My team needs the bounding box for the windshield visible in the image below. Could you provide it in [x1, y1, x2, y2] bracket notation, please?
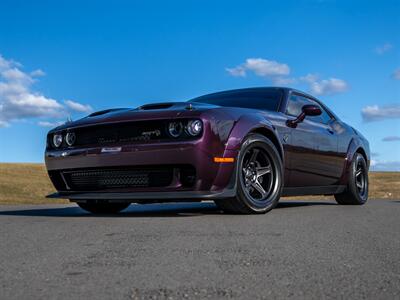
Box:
[189, 88, 283, 111]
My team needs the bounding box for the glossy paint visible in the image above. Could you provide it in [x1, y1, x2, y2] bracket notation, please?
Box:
[45, 87, 370, 199]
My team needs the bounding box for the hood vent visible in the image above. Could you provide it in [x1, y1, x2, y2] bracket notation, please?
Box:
[88, 108, 126, 117]
[139, 103, 175, 110]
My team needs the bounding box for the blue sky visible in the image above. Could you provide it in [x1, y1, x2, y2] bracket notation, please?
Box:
[0, 0, 399, 170]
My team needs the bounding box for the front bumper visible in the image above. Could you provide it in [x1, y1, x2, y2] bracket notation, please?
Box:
[45, 138, 239, 201]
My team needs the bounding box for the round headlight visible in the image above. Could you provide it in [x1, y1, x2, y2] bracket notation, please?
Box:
[53, 134, 63, 148]
[187, 120, 203, 136]
[66, 132, 76, 146]
[168, 121, 183, 138]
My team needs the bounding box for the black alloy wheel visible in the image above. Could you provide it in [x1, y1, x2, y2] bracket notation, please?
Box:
[335, 153, 369, 205]
[215, 134, 283, 214]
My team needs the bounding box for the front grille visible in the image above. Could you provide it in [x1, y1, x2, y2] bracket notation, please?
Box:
[47, 119, 200, 149]
[74, 120, 169, 147]
[61, 167, 174, 191]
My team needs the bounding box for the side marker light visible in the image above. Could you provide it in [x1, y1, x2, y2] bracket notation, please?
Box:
[214, 157, 235, 163]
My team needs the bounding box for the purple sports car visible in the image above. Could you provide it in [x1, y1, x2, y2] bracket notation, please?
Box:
[45, 87, 370, 214]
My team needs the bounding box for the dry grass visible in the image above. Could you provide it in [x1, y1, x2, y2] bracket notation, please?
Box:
[0, 163, 399, 205]
[368, 172, 400, 199]
[0, 163, 67, 205]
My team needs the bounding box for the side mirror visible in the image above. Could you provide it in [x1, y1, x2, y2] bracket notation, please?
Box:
[302, 104, 322, 116]
[286, 104, 322, 128]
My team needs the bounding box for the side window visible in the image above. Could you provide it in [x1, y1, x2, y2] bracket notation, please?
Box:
[286, 95, 308, 116]
[286, 94, 332, 124]
[313, 106, 332, 124]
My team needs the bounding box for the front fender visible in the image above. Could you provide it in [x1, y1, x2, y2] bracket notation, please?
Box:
[225, 114, 282, 153]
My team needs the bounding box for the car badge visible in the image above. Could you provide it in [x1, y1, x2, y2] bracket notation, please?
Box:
[141, 130, 161, 137]
[283, 134, 289, 143]
[101, 147, 122, 153]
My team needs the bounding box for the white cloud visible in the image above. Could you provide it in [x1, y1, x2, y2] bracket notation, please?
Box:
[382, 136, 400, 142]
[361, 104, 400, 122]
[244, 58, 290, 77]
[272, 77, 297, 85]
[0, 54, 92, 127]
[226, 58, 348, 95]
[370, 160, 400, 172]
[1, 68, 33, 83]
[300, 74, 348, 96]
[38, 120, 66, 128]
[226, 66, 246, 77]
[30, 69, 45, 77]
[300, 73, 319, 83]
[226, 58, 290, 81]
[392, 69, 400, 80]
[370, 159, 377, 167]
[1, 93, 63, 122]
[375, 43, 393, 55]
[64, 100, 92, 113]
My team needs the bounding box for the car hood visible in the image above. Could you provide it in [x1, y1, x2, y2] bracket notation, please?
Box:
[51, 102, 220, 131]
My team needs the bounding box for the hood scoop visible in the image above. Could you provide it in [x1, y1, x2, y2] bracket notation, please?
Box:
[138, 102, 198, 111]
[88, 108, 127, 117]
[139, 103, 175, 110]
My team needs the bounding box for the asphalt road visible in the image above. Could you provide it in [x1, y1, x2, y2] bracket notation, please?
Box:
[0, 199, 399, 300]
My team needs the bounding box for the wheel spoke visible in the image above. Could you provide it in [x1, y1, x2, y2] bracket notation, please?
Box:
[251, 180, 266, 198]
[249, 148, 259, 164]
[355, 169, 362, 177]
[241, 146, 275, 202]
[356, 181, 363, 189]
[256, 165, 271, 178]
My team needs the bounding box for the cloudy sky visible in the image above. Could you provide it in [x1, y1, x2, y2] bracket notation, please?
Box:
[0, 0, 399, 170]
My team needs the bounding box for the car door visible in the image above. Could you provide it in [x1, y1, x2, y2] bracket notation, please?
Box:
[285, 93, 343, 187]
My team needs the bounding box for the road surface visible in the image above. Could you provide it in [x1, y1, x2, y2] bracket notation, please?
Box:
[0, 199, 399, 299]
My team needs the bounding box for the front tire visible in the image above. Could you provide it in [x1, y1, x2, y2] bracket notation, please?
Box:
[215, 134, 283, 214]
[335, 153, 368, 205]
[77, 201, 130, 214]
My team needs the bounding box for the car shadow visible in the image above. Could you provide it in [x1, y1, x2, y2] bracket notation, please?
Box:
[0, 201, 337, 218]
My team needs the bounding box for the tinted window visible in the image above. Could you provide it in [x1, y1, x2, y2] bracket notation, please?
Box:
[189, 89, 283, 111]
[286, 94, 332, 124]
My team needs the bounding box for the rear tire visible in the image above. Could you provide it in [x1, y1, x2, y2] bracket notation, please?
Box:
[215, 134, 283, 214]
[77, 202, 130, 214]
[335, 153, 368, 205]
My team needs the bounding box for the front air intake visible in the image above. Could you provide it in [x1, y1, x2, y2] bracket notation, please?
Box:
[61, 167, 174, 191]
[48, 165, 196, 192]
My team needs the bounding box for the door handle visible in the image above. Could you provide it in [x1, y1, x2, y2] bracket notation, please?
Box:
[327, 128, 334, 135]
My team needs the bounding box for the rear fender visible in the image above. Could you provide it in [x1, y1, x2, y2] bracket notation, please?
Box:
[339, 137, 370, 185]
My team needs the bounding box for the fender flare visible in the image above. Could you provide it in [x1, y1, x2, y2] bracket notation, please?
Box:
[225, 114, 284, 161]
[339, 137, 370, 185]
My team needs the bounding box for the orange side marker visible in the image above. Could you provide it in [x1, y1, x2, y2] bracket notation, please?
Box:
[214, 157, 235, 163]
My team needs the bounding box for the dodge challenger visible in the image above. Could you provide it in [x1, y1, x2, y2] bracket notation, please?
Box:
[45, 87, 370, 214]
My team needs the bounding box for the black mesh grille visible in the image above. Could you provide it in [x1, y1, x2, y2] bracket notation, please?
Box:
[74, 120, 169, 147]
[47, 119, 201, 149]
[62, 167, 174, 191]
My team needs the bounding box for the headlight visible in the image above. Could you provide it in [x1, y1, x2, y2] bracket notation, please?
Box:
[66, 132, 76, 146]
[186, 120, 203, 136]
[52, 134, 63, 148]
[168, 121, 184, 138]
